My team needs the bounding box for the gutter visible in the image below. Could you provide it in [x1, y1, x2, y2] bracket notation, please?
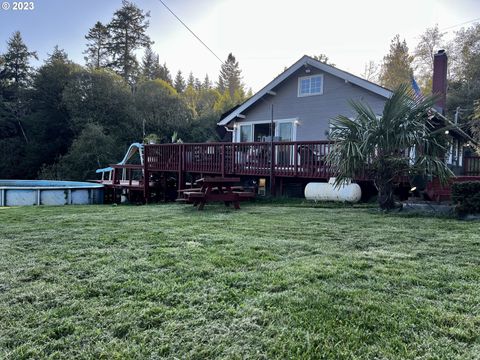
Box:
[434, 110, 477, 144]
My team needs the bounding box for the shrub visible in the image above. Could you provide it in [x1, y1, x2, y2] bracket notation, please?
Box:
[451, 181, 480, 215]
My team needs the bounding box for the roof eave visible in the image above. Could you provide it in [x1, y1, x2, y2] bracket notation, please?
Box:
[217, 55, 393, 126]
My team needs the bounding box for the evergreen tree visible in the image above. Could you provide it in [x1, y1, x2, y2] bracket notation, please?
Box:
[19, 49, 81, 178]
[84, 21, 110, 69]
[0, 56, 5, 91]
[0, 31, 37, 144]
[217, 53, 244, 98]
[379, 35, 414, 89]
[158, 62, 172, 85]
[107, 0, 152, 84]
[142, 45, 162, 81]
[187, 71, 195, 87]
[202, 74, 212, 89]
[174, 70, 185, 93]
[46, 46, 70, 64]
[217, 74, 225, 94]
[1, 31, 37, 88]
[194, 77, 202, 91]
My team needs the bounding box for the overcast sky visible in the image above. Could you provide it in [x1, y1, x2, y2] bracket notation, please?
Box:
[1, 0, 479, 92]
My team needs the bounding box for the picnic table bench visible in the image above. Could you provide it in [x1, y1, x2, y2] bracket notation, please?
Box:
[177, 177, 255, 210]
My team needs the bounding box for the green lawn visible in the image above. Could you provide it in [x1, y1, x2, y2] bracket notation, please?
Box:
[1, 203, 479, 359]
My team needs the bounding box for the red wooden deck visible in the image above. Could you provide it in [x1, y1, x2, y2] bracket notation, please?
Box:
[144, 141, 336, 179]
[99, 140, 480, 202]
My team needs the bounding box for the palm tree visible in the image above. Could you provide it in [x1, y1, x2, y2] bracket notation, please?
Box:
[327, 84, 452, 210]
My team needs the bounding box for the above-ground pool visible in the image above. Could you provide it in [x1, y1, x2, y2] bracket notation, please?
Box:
[0, 180, 104, 206]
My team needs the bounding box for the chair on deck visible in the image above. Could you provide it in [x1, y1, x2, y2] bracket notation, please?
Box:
[297, 144, 328, 175]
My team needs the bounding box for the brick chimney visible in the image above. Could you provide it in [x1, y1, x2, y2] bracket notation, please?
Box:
[432, 50, 447, 114]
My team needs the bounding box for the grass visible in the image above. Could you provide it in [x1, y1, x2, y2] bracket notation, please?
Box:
[0, 202, 479, 359]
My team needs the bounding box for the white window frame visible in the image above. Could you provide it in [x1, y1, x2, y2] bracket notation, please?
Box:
[234, 118, 298, 143]
[298, 74, 324, 97]
[446, 139, 462, 166]
[238, 123, 253, 142]
[459, 142, 463, 167]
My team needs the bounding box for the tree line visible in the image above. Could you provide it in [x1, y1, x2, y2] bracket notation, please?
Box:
[363, 23, 480, 128]
[1, 0, 479, 181]
[0, 1, 249, 180]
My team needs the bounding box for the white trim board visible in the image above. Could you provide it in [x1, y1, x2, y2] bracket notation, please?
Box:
[218, 55, 393, 127]
[234, 118, 298, 143]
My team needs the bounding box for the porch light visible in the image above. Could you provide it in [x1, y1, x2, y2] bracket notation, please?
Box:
[294, 120, 300, 126]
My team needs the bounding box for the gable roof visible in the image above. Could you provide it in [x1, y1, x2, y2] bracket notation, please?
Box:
[218, 55, 393, 126]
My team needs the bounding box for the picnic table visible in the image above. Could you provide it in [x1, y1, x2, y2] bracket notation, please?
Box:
[178, 177, 255, 210]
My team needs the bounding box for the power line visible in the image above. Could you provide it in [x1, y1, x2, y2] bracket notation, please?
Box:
[157, 0, 224, 65]
[439, 17, 480, 32]
[409, 16, 480, 41]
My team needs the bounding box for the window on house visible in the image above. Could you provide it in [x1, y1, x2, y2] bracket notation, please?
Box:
[254, 123, 273, 142]
[239, 124, 252, 142]
[298, 74, 323, 97]
[278, 122, 293, 141]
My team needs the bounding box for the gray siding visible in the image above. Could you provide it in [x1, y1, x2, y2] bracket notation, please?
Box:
[235, 67, 387, 141]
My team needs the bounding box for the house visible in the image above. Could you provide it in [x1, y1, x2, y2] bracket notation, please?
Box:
[218, 55, 392, 143]
[98, 54, 480, 202]
[218, 53, 473, 174]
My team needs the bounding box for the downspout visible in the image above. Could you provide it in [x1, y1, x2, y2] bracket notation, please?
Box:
[224, 125, 235, 142]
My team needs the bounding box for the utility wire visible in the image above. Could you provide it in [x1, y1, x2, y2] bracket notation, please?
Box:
[439, 17, 480, 32]
[410, 16, 480, 40]
[157, 0, 224, 65]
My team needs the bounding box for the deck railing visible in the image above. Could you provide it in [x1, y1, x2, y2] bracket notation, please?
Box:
[145, 141, 336, 178]
[143, 142, 480, 179]
[464, 156, 480, 176]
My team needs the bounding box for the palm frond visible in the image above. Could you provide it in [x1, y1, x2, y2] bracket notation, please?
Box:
[328, 84, 452, 191]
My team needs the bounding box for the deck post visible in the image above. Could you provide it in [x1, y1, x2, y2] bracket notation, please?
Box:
[294, 142, 298, 176]
[178, 144, 185, 191]
[221, 144, 225, 177]
[143, 146, 150, 203]
[231, 144, 236, 174]
[270, 142, 276, 196]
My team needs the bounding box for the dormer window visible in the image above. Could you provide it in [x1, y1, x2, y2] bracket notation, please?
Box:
[298, 74, 323, 97]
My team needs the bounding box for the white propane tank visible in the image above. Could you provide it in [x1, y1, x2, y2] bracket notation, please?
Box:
[304, 178, 362, 203]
